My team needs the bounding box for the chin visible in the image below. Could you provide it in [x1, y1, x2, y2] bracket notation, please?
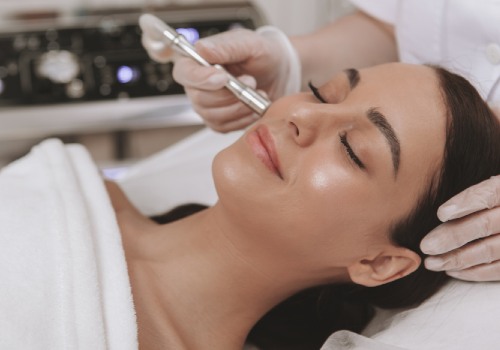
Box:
[212, 141, 270, 214]
[213, 142, 250, 199]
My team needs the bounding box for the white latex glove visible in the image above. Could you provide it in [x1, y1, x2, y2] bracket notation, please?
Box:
[141, 33, 178, 64]
[420, 175, 500, 281]
[143, 26, 301, 133]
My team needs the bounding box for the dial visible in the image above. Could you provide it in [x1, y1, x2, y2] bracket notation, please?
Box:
[37, 50, 80, 84]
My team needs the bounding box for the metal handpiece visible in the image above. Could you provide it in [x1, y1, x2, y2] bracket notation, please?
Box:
[139, 14, 271, 116]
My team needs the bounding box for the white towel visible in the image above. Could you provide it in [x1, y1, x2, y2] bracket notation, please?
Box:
[320, 280, 500, 350]
[0, 139, 137, 350]
[118, 127, 242, 216]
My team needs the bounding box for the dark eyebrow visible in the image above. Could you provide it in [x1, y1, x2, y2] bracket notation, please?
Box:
[367, 108, 401, 176]
[343, 69, 400, 176]
[345, 68, 360, 89]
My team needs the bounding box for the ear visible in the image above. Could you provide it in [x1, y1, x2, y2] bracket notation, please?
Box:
[347, 247, 421, 287]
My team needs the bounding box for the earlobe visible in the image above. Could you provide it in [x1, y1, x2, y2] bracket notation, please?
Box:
[347, 247, 421, 287]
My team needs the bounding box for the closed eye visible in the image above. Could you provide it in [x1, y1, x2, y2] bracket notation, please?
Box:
[309, 82, 365, 170]
[340, 132, 365, 169]
[308, 81, 327, 103]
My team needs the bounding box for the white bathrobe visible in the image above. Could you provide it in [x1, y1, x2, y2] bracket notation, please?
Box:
[0, 139, 137, 350]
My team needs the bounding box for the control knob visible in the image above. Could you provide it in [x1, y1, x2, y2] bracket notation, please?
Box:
[36, 50, 80, 84]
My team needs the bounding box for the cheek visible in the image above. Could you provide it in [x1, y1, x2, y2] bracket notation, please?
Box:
[294, 160, 390, 250]
[297, 167, 357, 228]
[212, 148, 240, 189]
[301, 171, 359, 236]
[309, 168, 334, 190]
[306, 162, 365, 197]
[298, 158, 356, 212]
[292, 162, 359, 234]
[212, 142, 250, 199]
[212, 139, 276, 211]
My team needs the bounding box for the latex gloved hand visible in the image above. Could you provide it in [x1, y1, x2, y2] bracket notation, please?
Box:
[420, 175, 500, 281]
[143, 26, 301, 132]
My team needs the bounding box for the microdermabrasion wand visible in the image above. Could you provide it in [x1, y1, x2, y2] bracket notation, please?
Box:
[139, 14, 271, 116]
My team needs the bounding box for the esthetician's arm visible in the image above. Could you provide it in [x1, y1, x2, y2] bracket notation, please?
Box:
[291, 11, 397, 91]
[161, 11, 397, 132]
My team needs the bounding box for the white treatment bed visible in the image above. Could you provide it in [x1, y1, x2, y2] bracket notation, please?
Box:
[1, 129, 497, 350]
[117, 127, 500, 350]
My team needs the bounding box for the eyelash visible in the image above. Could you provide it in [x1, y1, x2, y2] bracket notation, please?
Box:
[340, 133, 365, 169]
[308, 81, 327, 103]
[308, 81, 365, 170]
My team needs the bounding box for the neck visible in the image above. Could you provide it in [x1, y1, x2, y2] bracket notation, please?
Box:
[121, 204, 347, 350]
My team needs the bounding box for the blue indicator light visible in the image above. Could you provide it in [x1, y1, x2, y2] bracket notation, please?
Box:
[117, 65, 140, 84]
[176, 28, 200, 44]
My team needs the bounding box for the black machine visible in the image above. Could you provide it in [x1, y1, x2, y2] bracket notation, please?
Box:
[0, 2, 265, 107]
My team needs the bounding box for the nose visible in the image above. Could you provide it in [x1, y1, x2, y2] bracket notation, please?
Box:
[283, 95, 346, 147]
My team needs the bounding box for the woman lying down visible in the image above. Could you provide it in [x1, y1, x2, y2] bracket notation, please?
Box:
[1, 63, 499, 350]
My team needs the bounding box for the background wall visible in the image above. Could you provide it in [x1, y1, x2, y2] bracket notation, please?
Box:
[0, 0, 355, 166]
[0, 0, 354, 35]
[254, 0, 353, 35]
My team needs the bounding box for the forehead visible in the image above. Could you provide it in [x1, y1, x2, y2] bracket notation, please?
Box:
[324, 64, 441, 101]
[367, 64, 446, 182]
[357, 63, 446, 133]
[359, 63, 440, 98]
[355, 63, 446, 135]
[334, 63, 447, 183]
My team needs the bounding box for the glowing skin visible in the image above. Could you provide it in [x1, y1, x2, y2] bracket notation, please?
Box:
[110, 63, 447, 350]
[212, 63, 446, 273]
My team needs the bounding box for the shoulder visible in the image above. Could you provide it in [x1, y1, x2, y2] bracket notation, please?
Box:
[105, 180, 150, 221]
[104, 180, 159, 240]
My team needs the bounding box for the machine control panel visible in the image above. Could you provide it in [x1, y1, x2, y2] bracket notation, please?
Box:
[0, 5, 261, 107]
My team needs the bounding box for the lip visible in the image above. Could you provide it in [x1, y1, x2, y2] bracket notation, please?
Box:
[246, 125, 283, 179]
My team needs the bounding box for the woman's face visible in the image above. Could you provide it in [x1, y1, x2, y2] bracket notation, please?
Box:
[212, 63, 447, 274]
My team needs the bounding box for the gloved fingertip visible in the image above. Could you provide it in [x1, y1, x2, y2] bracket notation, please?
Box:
[257, 89, 269, 100]
[196, 39, 219, 60]
[420, 237, 438, 254]
[196, 38, 216, 51]
[238, 75, 257, 89]
[206, 72, 228, 88]
[424, 257, 445, 271]
[437, 204, 459, 221]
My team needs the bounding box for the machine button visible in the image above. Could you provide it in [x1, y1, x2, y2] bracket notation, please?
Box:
[45, 29, 58, 41]
[66, 79, 85, 99]
[156, 78, 171, 92]
[94, 56, 107, 68]
[486, 43, 500, 65]
[13, 35, 26, 51]
[99, 84, 111, 96]
[27, 36, 41, 50]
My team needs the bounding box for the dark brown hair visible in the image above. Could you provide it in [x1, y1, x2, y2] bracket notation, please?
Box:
[153, 66, 500, 350]
[247, 66, 500, 350]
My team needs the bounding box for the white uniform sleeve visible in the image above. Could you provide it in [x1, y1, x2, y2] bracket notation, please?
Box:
[349, 0, 399, 25]
[351, 0, 500, 106]
[394, 0, 500, 105]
